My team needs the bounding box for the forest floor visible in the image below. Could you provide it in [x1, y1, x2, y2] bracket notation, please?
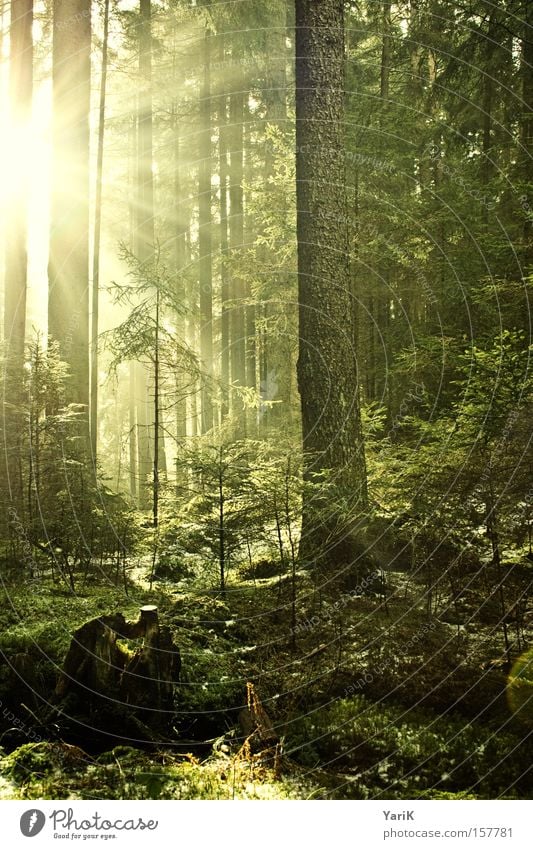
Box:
[0, 558, 532, 799]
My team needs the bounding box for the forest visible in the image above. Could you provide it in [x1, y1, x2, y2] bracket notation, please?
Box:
[0, 0, 532, 801]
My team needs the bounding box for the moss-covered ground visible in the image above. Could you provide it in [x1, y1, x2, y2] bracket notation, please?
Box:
[1, 561, 532, 799]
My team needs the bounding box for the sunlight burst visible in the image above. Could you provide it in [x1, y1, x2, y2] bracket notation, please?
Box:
[0, 81, 51, 327]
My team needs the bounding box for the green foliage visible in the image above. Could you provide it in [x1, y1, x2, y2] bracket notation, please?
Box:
[286, 695, 533, 799]
[367, 331, 533, 555]
[1, 0, 532, 804]
[0, 742, 325, 800]
[0, 340, 137, 590]
[104, 247, 197, 376]
[161, 431, 303, 589]
[1, 743, 90, 785]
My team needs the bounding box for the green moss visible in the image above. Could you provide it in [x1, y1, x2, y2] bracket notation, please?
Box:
[415, 790, 477, 800]
[0, 743, 327, 800]
[1, 575, 531, 800]
[1, 742, 89, 784]
[285, 695, 533, 799]
[2, 743, 54, 783]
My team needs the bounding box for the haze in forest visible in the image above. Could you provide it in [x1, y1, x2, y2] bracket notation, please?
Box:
[0, 0, 532, 803]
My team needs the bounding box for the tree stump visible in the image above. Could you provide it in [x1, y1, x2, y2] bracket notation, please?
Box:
[120, 610, 181, 728]
[55, 613, 129, 700]
[54, 607, 181, 736]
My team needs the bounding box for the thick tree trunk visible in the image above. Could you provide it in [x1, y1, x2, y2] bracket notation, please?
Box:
[48, 0, 91, 412]
[4, 0, 32, 369]
[2, 0, 33, 512]
[295, 0, 367, 566]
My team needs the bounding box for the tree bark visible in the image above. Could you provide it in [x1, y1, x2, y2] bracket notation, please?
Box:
[129, 361, 137, 501]
[480, 11, 497, 228]
[243, 112, 256, 433]
[136, 0, 155, 508]
[153, 288, 160, 527]
[229, 81, 247, 425]
[136, 363, 152, 509]
[48, 0, 91, 411]
[520, 0, 533, 243]
[259, 6, 288, 430]
[55, 606, 181, 733]
[295, 0, 367, 566]
[128, 116, 138, 502]
[2, 0, 33, 512]
[90, 0, 110, 463]
[4, 0, 32, 369]
[137, 0, 154, 264]
[171, 119, 188, 466]
[380, 0, 391, 101]
[199, 27, 214, 432]
[218, 60, 231, 418]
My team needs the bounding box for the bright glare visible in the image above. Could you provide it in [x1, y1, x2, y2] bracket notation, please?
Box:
[0, 81, 51, 331]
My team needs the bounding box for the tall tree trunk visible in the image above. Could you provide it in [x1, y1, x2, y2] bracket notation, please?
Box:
[199, 26, 213, 433]
[128, 115, 138, 502]
[243, 111, 256, 433]
[295, 0, 367, 566]
[137, 0, 154, 264]
[48, 0, 91, 412]
[229, 81, 246, 426]
[136, 364, 152, 509]
[136, 0, 155, 508]
[172, 110, 188, 463]
[380, 0, 391, 101]
[4, 0, 33, 369]
[186, 226, 200, 438]
[153, 288, 160, 527]
[218, 54, 231, 418]
[259, 5, 288, 429]
[90, 0, 110, 463]
[218, 450, 225, 592]
[2, 0, 33, 511]
[129, 362, 137, 501]
[373, 0, 392, 408]
[520, 0, 533, 243]
[481, 11, 497, 228]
